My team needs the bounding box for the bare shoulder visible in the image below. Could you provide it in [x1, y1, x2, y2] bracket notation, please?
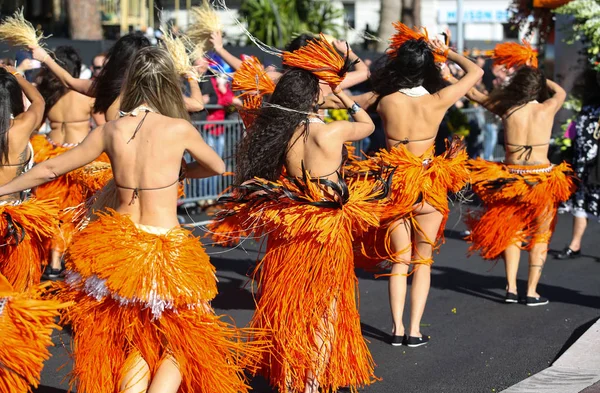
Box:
[168, 117, 197, 136]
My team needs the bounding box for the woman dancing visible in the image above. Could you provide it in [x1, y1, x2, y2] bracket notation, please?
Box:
[459, 48, 574, 305]
[212, 36, 381, 392]
[32, 45, 96, 279]
[0, 65, 59, 291]
[0, 46, 256, 393]
[327, 24, 481, 347]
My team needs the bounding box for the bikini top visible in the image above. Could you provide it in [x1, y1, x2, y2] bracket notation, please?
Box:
[503, 101, 549, 161]
[114, 106, 184, 205]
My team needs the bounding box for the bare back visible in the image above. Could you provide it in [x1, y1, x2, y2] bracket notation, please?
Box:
[0, 119, 34, 201]
[103, 112, 190, 228]
[286, 119, 345, 183]
[378, 93, 446, 157]
[47, 90, 95, 145]
[502, 102, 553, 165]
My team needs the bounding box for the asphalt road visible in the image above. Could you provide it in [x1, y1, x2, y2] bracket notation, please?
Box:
[35, 207, 600, 393]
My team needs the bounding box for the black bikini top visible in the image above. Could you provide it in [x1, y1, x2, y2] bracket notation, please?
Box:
[503, 101, 549, 161]
[114, 106, 184, 205]
[390, 135, 436, 147]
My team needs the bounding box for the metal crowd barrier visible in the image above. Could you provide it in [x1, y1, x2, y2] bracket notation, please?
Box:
[181, 118, 368, 204]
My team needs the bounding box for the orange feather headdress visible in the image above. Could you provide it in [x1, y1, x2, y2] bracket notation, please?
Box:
[492, 39, 538, 69]
[282, 33, 357, 88]
[388, 22, 448, 63]
[232, 56, 276, 97]
[239, 94, 263, 129]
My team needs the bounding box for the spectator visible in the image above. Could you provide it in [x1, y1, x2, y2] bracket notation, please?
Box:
[91, 53, 107, 80]
[189, 57, 218, 122]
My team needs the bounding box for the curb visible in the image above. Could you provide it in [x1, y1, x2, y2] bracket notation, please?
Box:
[503, 318, 600, 393]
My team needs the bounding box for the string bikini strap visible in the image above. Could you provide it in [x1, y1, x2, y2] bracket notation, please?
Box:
[118, 178, 181, 206]
[392, 135, 435, 147]
[505, 142, 549, 161]
[127, 110, 150, 144]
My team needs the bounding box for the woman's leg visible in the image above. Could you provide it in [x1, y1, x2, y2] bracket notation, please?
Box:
[409, 204, 443, 337]
[504, 243, 521, 294]
[388, 219, 412, 336]
[568, 215, 587, 252]
[119, 352, 150, 393]
[527, 243, 548, 298]
[147, 355, 182, 393]
[304, 299, 337, 393]
[50, 249, 62, 270]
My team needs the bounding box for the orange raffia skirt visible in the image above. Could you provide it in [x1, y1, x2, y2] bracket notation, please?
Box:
[0, 273, 70, 393]
[349, 136, 470, 268]
[55, 209, 259, 393]
[466, 159, 576, 260]
[211, 172, 387, 392]
[0, 198, 59, 291]
[31, 134, 110, 252]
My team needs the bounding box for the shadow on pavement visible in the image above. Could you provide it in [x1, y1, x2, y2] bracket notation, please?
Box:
[361, 322, 392, 344]
[551, 317, 600, 364]
[33, 387, 68, 393]
[432, 266, 600, 308]
[210, 257, 257, 310]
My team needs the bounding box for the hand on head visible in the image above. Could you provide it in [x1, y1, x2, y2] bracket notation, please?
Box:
[332, 39, 351, 54]
[429, 37, 449, 56]
[1, 64, 19, 75]
[210, 31, 224, 51]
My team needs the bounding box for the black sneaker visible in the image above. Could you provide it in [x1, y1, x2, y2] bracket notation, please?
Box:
[42, 267, 64, 280]
[391, 335, 406, 347]
[405, 335, 429, 347]
[555, 247, 581, 260]
[526, 296, 549, 307]
[505, 292, 519, 303]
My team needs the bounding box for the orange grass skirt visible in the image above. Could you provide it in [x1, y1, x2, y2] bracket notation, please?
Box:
[0, 199, 59, 291]
[56, 210, 261, 393]
[466, 160, 576, 260]
[0, 274, 70, 393]
[350, 137, 470, 268]
[211, 173, 386, 392]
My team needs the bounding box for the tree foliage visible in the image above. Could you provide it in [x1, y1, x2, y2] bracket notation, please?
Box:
[239, 0, 344, 48]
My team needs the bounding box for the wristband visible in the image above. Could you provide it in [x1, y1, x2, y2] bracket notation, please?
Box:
[348, 102, 361, 115]
[10, 71, 23, 77]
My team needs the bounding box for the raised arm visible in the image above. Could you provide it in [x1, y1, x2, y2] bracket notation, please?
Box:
[433, 40, 484, 109]
[543, 79, 567, 114]
[332, 40, 370, 90]
[184, 75, 205, 112]
[183, 123, 226, 178]
[322, 91, 379, 111]
[0, 126, 106, 196]
[326, 86, 375, 142]
[3, 66, 45, 132]
[30, 46, 93, 96]
[441, 64, 490, 108]
[210, 31, 243, 71]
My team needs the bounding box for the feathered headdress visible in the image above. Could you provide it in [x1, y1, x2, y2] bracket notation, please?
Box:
[232, 56, 276, 97]
[282, 33, 357, 88]
[187, 0, 222, 53]
[239, 94, 263, 129]
[0, 8, 47, 48]
[388, 22, 448, 63]
[493, 39, 538, 69]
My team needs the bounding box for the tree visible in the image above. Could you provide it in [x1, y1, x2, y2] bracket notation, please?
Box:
[377, 0, 401, 52]
[67, 0, 103, 40]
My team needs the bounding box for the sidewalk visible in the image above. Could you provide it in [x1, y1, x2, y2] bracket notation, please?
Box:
[503, 318, 600, 393]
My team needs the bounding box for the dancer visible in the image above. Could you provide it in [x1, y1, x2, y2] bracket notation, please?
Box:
[32, 45, 97, 279]
[0, 46, 257, 393]
[0, 272, 70, 393]
[0, 65, 59, 291]
[555, 69, 600, 259]
[211, 36, 382, 392]
[326, 24, 480, 347]
[459, 44, 574, 305]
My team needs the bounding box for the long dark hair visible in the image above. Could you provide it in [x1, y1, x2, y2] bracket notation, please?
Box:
[370, 39, 446, 105]
[91, 34, 151, 113]
[0, 69, 25, 163]
[37, 46, 82, 118]
[486, 66, 551, 116]
[235, 68, 320, 184]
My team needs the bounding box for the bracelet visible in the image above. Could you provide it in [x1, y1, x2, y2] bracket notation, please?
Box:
[41, 54, 49, 63]
[347, 102, 361, 115]
[10, 70, 23, 77]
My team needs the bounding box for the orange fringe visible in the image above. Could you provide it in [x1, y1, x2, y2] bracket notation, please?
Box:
[232, 56, 276, 97]
[282, 33, 350, 88]
[211, 172, 385, 392]
[388, 22, 448, 63]
[0, 198, 60, 291]
[0, 274, 71, 393]
[55, 210, 263, 393]
[239, 94, 263, 129]
[349, 137, 469, 269]
[493, 39, 538, 69]
[466, 159, 576, 260]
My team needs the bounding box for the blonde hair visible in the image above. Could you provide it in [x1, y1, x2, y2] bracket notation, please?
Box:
[120, 46, 190, 121]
